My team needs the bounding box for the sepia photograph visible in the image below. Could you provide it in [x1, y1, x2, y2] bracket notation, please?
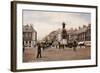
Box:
[22, 10, 91, 62]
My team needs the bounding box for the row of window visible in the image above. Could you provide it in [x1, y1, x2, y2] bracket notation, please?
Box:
[23, 32, 32, 38]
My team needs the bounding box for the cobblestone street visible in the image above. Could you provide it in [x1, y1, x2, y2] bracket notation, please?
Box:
[23, 47, 91, 62]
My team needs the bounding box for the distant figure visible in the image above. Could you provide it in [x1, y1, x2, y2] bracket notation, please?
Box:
[58, 41, 60, 49]
[73, 40, 77, 51]
[36, 43, 42, 58]
[23, 41, 25, 53]
[23, 47, 25, 53]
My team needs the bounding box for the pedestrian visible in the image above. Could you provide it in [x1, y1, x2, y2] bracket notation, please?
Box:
[73, 40, 77, 51]
[36, 43, 42, 58]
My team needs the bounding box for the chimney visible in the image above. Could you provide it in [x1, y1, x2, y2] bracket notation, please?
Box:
[83, 25, 86, 28]
[79, 26, 81, 29]
[88, 24, 91, 27]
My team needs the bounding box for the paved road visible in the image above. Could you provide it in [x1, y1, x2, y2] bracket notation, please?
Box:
[23, 47, 91, 62]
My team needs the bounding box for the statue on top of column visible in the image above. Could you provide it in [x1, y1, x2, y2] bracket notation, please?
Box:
[61, 22, 67, 39]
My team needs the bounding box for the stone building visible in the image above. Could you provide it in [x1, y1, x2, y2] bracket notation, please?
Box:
[42, 30, 58, 43]
[77, 24, 91, 42]
[67, 24, 91, 42]
[57, 24, 91, 44]
[23, 24, 37, 48]
[42, 23, 91, 47]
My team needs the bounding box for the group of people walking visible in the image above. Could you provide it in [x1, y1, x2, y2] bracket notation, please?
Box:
[36, 40, 78, 58]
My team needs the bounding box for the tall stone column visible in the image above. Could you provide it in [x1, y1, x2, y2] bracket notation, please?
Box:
[61, 22, 67, 48]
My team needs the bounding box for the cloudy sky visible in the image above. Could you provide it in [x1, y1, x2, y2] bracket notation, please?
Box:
[23, 10, 91, 40]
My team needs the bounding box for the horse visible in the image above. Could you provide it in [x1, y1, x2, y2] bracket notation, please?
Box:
[78, 41, 85, 48]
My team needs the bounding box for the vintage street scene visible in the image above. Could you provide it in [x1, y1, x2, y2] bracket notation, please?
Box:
[22, 10, 91, 62]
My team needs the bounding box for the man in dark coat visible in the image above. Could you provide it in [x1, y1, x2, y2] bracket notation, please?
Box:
[36, 43, 42, 58]
[73, 40, 77, 51]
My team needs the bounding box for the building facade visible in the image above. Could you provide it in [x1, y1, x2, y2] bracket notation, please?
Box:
[56, 24, 91, 44]
[41, 23, 91, 47]
[23, 24, 37, 48]
[67, 24, 91, 44]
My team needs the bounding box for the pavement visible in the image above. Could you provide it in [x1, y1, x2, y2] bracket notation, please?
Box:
[23, 46, 91, 62]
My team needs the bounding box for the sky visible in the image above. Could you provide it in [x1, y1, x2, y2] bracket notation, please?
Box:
[23, 10, 91, 40]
